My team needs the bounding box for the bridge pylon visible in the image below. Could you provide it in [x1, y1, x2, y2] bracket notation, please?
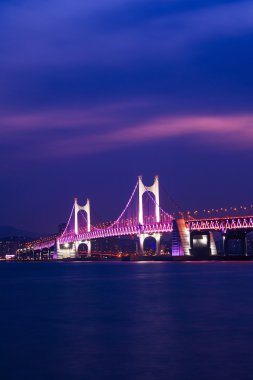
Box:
[138, 175, 161, 255]
[74, 197, 91, 235]
[56, 197, 92, 259]
[74, 197, 91, 256]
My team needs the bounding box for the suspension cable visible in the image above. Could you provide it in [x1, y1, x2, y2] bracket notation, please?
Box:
[60, 204, 74, 237]
[92, 181, 138, 230]
[159, 182, 188, 218]
[144, 185, 174, 220]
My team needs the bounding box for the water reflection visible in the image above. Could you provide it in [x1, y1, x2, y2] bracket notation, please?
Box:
[0, 262, 253, 380]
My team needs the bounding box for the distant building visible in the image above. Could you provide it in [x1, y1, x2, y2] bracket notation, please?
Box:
[0, 236, 31, 258]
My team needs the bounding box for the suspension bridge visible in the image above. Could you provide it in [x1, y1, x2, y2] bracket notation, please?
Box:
[57, 175, 172, 258]
[19, 175, 253, 259]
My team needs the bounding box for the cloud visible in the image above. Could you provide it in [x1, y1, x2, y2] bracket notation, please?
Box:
[0, 99, 153, 134]
[1, 103, 251, 159]
[45, 113, 253, 156]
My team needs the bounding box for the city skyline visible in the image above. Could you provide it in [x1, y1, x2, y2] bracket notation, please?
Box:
[1, 0, 253, 232]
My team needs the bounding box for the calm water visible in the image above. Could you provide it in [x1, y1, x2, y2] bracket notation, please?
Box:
[1, 261, 253, 380]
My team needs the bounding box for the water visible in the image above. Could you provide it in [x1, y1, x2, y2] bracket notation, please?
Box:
[1, 261, 253, 380]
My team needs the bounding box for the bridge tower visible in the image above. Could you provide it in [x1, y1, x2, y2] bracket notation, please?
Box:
[138, 175, 161, 255]
[74, 197, 91, 256]
[56, 197, 91, 259]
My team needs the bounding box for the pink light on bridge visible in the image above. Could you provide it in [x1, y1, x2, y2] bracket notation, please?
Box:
[188, 216, 253, 232]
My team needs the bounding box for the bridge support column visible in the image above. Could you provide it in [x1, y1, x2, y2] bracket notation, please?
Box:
[139, 233, 161, 255]
[222, 235, 226, 256]
[189, 231, 216, 257]
[53, 241, 59, 260]
[154, 233, 161, 255]
[139, 234, 145, 255]
[86, 240, 91, 257]
[172, 219, 190, 256]
[76, 240, 91, 257]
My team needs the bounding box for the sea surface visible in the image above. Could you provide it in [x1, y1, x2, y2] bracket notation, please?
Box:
[1, 261, 253, 380]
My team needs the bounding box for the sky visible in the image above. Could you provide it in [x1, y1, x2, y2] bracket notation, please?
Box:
[0, 0, 253, 233]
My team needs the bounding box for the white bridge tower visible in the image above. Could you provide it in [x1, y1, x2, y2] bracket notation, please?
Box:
[138, 175, 161, 255]
[74, 197, 91, 256]
[56, 197, 91, 259]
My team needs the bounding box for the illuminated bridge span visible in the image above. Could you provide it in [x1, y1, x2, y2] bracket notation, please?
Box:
[188, 216, 253, 232]
[59, 223, 172, 243]
[185, 216, 253, 256]
[52, 175, 172, 258]
[25, 176, 253, 259]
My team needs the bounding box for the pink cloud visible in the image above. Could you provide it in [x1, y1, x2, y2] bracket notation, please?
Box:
[45, 114, 253, 157]
[0, 99, 151, 132]
[1, 103, 253, 159]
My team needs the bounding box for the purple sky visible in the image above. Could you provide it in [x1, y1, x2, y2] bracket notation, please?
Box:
[1, 0, 253, 233]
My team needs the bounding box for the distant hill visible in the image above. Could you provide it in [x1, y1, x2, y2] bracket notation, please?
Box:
[0, 226, 40, 239]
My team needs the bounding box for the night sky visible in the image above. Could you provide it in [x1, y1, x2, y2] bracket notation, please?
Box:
[1, 0, 253, 233]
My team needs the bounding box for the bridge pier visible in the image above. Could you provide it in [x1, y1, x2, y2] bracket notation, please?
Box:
[86, 240, 91, 257]
[139, 233, 161, 255]
[76, 240, 91, 257]
[190, 231, 210, 256]
[189, 231, 217, 257]
[172, 219, 190, 256]
[172, 219, 218, 257]
[53, 241, 59, 260]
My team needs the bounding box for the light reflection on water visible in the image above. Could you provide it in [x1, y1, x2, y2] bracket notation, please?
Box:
[0, 261, 253, 380]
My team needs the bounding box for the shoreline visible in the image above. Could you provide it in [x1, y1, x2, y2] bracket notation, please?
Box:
[3, 255, 253, 262]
